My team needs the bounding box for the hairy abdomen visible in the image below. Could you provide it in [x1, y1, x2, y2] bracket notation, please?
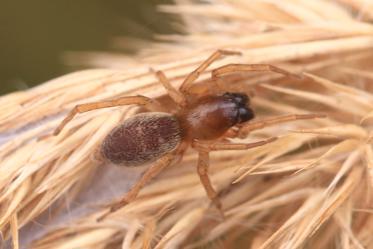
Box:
[101, 112, 182, 166]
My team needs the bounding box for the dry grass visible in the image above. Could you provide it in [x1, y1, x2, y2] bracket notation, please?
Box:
[1, 0, 373, 248]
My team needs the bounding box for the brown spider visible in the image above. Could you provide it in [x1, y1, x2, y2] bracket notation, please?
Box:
[53, 50, 324, 219]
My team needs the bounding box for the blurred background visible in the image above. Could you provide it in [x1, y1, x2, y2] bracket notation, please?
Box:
[0, 0, 178, 94]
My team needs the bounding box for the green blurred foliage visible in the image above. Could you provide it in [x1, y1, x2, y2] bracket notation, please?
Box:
[0, 0, 177, 94]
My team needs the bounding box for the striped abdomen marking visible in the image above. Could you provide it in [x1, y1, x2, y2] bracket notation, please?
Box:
[101, 112, 182, 166]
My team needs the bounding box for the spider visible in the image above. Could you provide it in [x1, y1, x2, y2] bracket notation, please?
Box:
[53, 50, 324, 218]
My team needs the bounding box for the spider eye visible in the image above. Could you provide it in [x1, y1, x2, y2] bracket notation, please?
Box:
[233, 93, 248, 105]
[223, 92, 249, 106]
[238, 107, 254, 123]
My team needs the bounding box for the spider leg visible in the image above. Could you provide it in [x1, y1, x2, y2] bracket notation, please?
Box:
[53, 95, 164, 135]
[192, 136, 277, 218]
[194, 137, 277, 151]
[212, 63, 302, 80]
[98, 153, 175, 221]
[196, 150, 224, 218]
[154, 70, 187, 107]
[179, 50, 241, 95]
[231, 113, 326, 139]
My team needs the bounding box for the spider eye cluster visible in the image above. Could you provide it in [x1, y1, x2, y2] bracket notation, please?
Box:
[223, 92, 249, 105]
[223, 92, 255, 123]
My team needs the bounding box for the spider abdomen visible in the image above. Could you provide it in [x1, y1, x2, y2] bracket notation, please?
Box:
[101, 112, 182, 166]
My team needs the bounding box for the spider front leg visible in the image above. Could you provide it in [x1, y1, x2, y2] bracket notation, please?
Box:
[53, 95, 164, 135]
[180, 49, 241, 95]
[231, 113, 326, 139]
[212, 63, 303, 80]
[192, 137, 277, 218]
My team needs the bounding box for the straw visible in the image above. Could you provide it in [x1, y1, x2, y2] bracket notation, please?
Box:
[1, 0, 373, 248]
